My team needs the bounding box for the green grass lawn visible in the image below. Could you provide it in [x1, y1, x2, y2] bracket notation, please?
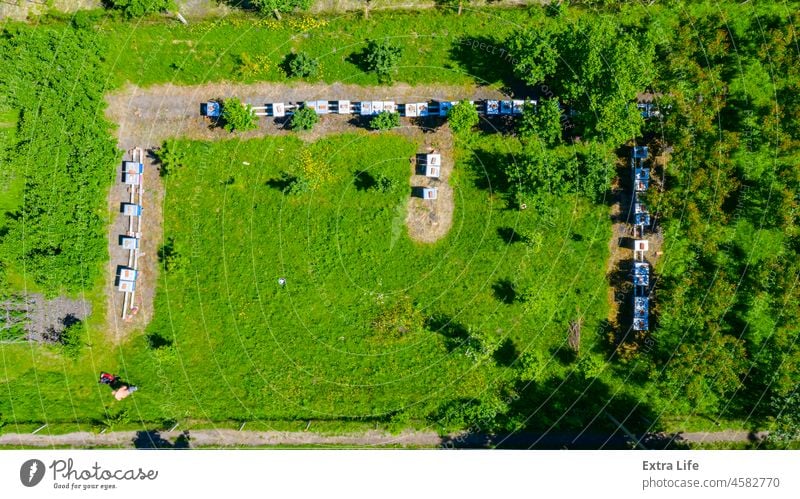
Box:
[0, 131, 613, 432]
[100, 9, 532, 87]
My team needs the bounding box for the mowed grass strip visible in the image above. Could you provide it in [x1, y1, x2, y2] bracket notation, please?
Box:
[101, 9, 531, 87]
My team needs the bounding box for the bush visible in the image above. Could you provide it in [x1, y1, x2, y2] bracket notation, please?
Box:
[104, 0, 173, 18]
[284, 52, 318, 78]
[370, 111, 400, 131]
[373, 173, 396, 192]
[290, 106, 319, 131]
[364, 39, 402, 82]
[251, 0, 311, 16]
[221, 97, 257, 132]
[60, 322, 85, 360]
[156, 139, 185, 176]
[447, 99, 479, 134]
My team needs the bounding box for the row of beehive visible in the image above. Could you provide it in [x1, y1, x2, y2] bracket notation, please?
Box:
[202, 99, 534, 119]
[118, 160, 143, 294]
[631, 146, 651, 332]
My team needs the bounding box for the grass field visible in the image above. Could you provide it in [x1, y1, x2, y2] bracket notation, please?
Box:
[100, 9, 531, 87]
[0, 130, 614, 432]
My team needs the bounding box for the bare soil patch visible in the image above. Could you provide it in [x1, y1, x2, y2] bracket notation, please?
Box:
[22, 294, 92, 343]
[405, 126, 455, 243]
[0, 0, 99, 21]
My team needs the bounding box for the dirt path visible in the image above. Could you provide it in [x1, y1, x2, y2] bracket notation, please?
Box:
[405, 126, 455, 243]
[105, 150, 163, 343]
[102, 81, 502, 339]
[105, 82, 505, 149]
[673, 430, 769, 444]
[0, 428, 769, 449]
[0, 429, 443, 448]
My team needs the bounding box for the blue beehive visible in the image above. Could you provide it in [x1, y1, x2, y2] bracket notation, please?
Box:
[635, 212, 651, 226]
[633, 262, 650, 287]
[202, 101, 221, 117]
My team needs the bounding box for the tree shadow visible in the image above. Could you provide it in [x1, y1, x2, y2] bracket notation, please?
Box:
[492, 279, 517, 304]
[426, 314, 470, 352]
[496, 227, 523, 244]
[448, 35, 520, 90]
[467, 148, 512, 194]
[347, 116, 372, 129]
[265, 172, 298, 192]
[345, 48, 369, 73]
[410, 116, 446, 131]
[133, 430, 191, 449]
[146, 333, 173, 349]
[60, 313, 80, 329]
[434, 375, 662, 449]
[493, 337, 519, 367]
[157, 237, 179, 272]
[354, 170, 377, 191]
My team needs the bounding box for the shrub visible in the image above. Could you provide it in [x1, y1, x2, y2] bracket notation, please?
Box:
[105, 0, 174, 18]
[221, 97, 257, 132]
[156, 139, 185, 176]
[447, 99, 479, 134]
[290, 106, 319, 131]
[374, 173, 396, 192]
[370, 111, 400, 131]
[364, 39, 402, 82]
[60, 322, 85, 360]
[284, 52, 318, 78]
[251, 0, 311, 17]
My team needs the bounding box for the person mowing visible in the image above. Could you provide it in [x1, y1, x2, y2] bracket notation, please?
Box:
[98, 372, 138, 400]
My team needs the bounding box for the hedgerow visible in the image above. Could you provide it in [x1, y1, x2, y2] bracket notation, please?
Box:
[0, 25, 118, 294]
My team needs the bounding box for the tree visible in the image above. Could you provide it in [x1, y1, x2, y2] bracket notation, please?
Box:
[508, 16, 654, 145]
[364, 39, 402, 83]
[662, 333, 747, 414]
[506, 27, 560, 86]
[447, 99, 479, 134]
[105, 0, 174, 18]
[767, 391, 800, 447]
[284, 52, 318, 78]
[576, 143, 613, 202]
[506, 143, 575, 201]
[370, 111, 400, 130]
[519, 99, 562, 145]
[221, 98, 257, 132]
[250, 0, 311, 19]
[290, 106, 319, 131]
